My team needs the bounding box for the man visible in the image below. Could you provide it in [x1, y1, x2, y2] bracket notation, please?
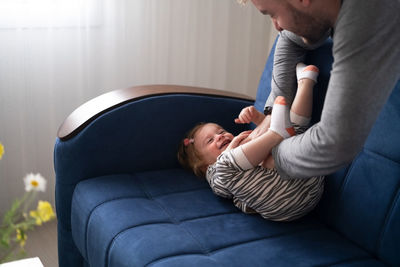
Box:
[245, 0, 400, 178]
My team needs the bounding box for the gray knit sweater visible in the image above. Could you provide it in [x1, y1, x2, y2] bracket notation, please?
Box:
[267, 0, 400, 179]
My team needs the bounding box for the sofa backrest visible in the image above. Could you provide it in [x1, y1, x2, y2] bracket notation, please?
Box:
[254, 36, 400, 266]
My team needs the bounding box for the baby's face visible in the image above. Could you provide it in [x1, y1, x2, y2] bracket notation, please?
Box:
[194, 123, 234, 166]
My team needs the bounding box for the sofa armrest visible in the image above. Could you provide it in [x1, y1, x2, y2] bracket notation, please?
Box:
[55, 84, 254, 187]
[58, 84, 254, 141]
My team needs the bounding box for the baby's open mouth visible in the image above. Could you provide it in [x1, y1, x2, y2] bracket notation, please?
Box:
[220, 140, 231, 149]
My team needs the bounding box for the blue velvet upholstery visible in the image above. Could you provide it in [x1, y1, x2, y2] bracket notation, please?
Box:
[55, 36, 400, 266]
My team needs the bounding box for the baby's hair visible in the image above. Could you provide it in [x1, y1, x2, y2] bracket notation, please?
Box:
[177, 122, 208, 177]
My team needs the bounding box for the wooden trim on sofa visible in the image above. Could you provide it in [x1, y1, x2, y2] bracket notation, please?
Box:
[57, 84, 255, 141]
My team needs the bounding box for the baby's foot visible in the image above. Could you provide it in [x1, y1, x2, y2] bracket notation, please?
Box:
[296, 63, 319, 83]
[269, 96, 295, 139]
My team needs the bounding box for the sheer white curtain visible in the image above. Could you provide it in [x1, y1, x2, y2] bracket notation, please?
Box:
[0, 0, 277, 214]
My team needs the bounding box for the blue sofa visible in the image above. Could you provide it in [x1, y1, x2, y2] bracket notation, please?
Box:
[54, 38, 400, 267]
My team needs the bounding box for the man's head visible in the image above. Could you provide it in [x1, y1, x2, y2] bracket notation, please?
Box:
[242, 0, 340, 45]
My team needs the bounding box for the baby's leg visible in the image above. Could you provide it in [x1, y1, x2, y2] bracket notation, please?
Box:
[260, 64, 318, 169]
[290, 63, 319, 126]
[269, 96, 295, 138]
[242, 97, 293, 167]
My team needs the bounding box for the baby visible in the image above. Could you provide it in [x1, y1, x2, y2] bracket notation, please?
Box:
[177, 63, 324, 221]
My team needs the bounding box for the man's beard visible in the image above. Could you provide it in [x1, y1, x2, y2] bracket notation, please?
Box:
[289, 5, 332, 45]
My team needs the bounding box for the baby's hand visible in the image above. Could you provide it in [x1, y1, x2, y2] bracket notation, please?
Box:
[234, 106, 265, 125]
[226, 130, 252, 151]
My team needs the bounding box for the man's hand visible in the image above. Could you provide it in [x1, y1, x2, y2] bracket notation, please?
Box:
[248, 115, 271, 140]
[235, 106, 265, 125]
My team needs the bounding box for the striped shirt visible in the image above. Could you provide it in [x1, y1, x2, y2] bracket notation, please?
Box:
[206, 127, 324, 222]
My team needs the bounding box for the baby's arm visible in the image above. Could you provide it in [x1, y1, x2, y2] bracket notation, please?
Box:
[241, 130, 283, 167]
[235, 106, 269, 143]
[241, 96, 295, 167]
[235, 106, 265, 126]
[231, 97, 295, 167]
[225, 130, 252, 151]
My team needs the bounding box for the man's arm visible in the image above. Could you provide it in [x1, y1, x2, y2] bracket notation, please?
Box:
[250, 30, 328, 140]
[265, 30, 330, 108]
[273, 0, 400, 179]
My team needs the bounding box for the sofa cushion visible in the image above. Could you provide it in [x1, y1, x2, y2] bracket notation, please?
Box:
[71, 168, 382, 267]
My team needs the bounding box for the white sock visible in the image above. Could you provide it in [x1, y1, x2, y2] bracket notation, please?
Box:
[296, 63, 319, 83]
[269, 96, 295, 139]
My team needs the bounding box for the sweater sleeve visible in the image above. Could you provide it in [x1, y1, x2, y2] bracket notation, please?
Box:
[265, 30, 330, 109]
[272, 0, 400, 179]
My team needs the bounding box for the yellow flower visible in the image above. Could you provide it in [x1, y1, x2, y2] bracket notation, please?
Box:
[16, 229, 27, 247]
[37, 201, 56, 222]
[30, 210, 42, 226]
[23, 173, 46, 192]
[30, 201, 56, 225]
[0, 142, 4, 160]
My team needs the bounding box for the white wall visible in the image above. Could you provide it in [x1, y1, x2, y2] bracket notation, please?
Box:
[0, 0, 277, 215]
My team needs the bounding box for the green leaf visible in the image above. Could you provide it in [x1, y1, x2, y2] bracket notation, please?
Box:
[2, 198, 23, 225]
[0, 238, 10, 248]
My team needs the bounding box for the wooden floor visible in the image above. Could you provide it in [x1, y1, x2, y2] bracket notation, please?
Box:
[23, 220, 58, 267]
